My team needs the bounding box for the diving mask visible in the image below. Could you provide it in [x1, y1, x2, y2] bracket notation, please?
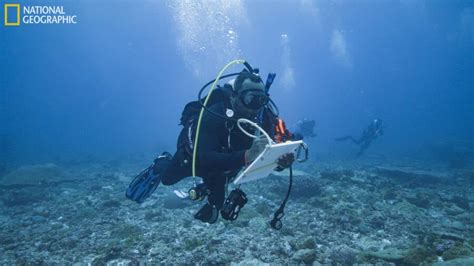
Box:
[240, 89, 269, 110]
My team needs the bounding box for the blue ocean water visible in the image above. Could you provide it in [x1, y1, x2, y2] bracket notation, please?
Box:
[1, 0, 474, 264]
[2, 0, 472, 164]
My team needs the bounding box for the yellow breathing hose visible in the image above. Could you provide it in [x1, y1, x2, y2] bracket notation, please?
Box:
[192, 59, 246, 178]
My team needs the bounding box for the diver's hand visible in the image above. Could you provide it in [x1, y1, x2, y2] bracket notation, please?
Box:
[245, 135, 268, 164]
[275, 153, 295, 171]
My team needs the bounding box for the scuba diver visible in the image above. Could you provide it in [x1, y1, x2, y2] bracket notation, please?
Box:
[292, 118, 316, 140]
[335, 118, 384, 156]
[126, 63, 296, 224]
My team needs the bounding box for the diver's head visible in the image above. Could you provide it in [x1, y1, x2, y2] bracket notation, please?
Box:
[231, 71, 269, 117]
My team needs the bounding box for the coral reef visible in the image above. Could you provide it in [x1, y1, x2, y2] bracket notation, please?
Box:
[0, 159, 472, 264]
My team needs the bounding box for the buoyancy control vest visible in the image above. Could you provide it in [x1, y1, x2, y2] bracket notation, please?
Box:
[174, 84, 240, 172]
[175, 84, 284, 170]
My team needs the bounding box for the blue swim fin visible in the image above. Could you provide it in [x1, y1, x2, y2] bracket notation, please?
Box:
[125, 152, 172, 203]
[125, 166, 159, 203]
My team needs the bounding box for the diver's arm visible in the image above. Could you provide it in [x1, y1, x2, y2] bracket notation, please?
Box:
[198, 147, 246, 171]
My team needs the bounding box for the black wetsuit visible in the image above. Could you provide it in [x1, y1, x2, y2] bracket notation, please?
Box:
[160, 102, 275, 209]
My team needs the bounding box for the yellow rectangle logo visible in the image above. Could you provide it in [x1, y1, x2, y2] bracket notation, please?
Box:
[5, 4, 20, 26]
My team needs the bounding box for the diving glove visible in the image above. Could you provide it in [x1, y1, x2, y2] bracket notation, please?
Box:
[125, 152, 172, 203]
[275, 153, 295, 171]
[194, 203, 219, 224]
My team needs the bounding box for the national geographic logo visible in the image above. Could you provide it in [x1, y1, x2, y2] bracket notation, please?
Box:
[4, 4, 78, 26]
[4, 4, 20, 26]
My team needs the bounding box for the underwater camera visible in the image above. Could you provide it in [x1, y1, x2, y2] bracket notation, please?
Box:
[188, 183, 210, 201]
[220, 188, 248, 221]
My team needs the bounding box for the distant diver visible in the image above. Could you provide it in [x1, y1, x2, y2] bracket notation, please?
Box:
[335, 118, 384, 156]
[126, 62, 296, 225]
[292, 118, 316, 140]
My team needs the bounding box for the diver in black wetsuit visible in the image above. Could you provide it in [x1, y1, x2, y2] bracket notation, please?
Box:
[335, 118, 384, 156]
[142, 70, 294, 223]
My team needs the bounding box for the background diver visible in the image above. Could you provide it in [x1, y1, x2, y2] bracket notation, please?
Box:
[126, 67, 296, 224]
[292, 118, 317, 140]
[335, 118, 384, 156]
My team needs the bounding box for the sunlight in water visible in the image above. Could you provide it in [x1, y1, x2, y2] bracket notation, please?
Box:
[168, 0, 247, 79]
[280, 33, 296, 91]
